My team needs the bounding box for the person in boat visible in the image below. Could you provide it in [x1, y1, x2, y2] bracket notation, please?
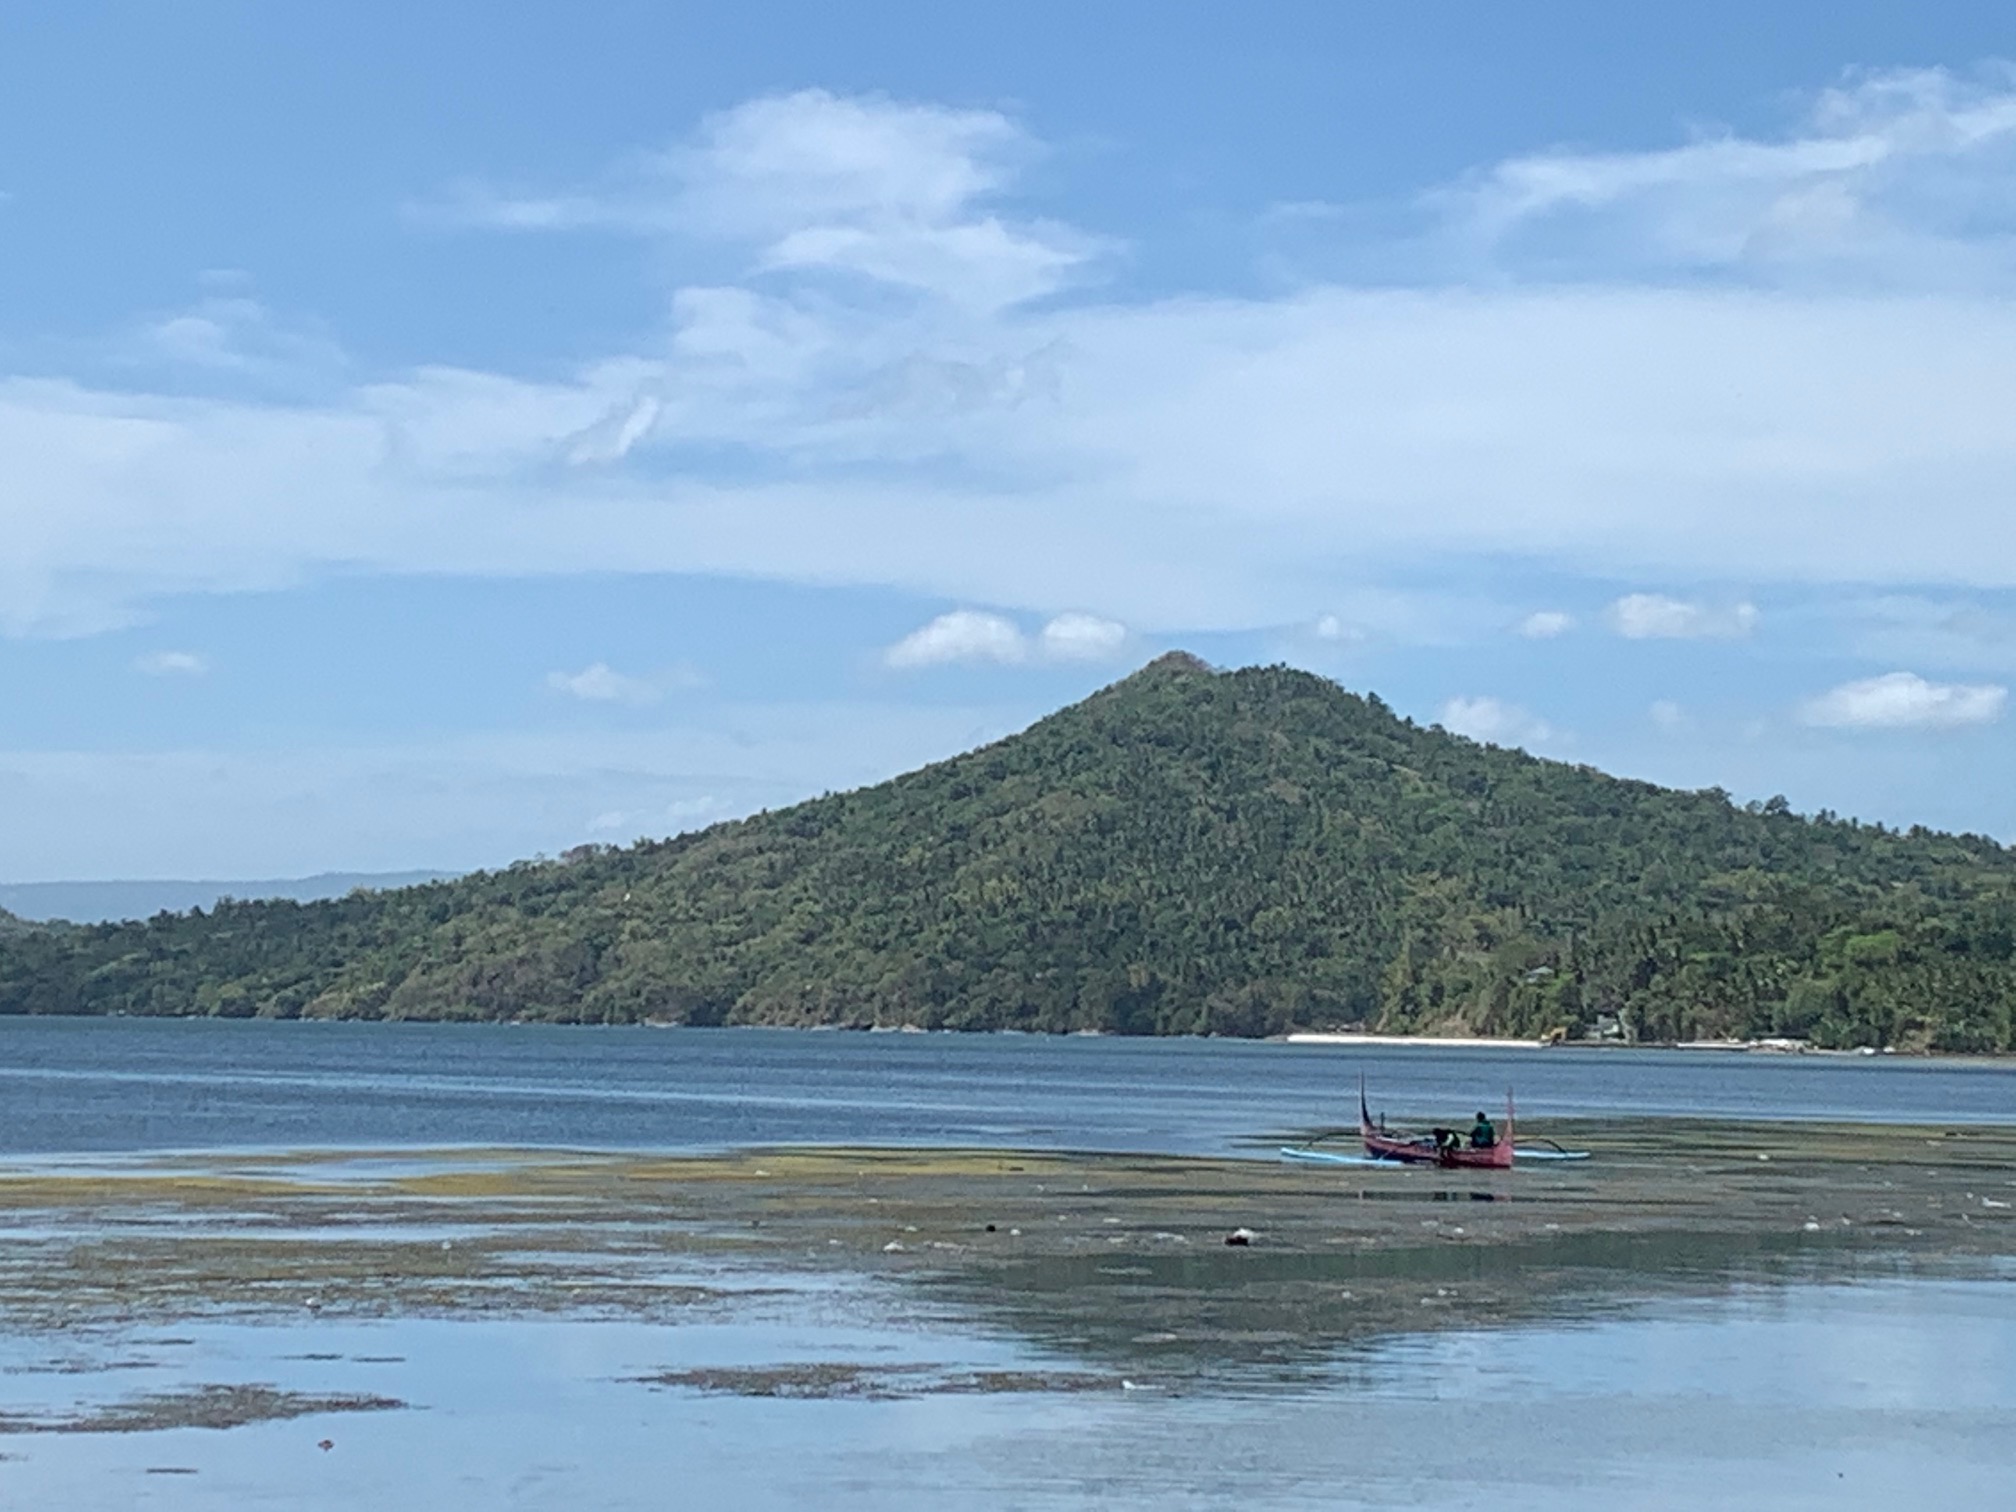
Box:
[1469, 1111, 1497, 1150]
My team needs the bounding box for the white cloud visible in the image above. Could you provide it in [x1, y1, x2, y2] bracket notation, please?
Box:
[885, 609, 1131, 668]
[545, 662, 671, 705]
[443, 89, 1100, 314]
[1432, 66, 2016, 289]
[1518, 610, 1575, 639]
[1606, 594, 1760, 640]
[9, 78, 2016, 639]
[1038, 612, 1128, 661]
[884, 610, 1027, 668]
[134, 650, 207, 677]
[1437, 696, 1559, 749]
[1799, 671, 2007, 729]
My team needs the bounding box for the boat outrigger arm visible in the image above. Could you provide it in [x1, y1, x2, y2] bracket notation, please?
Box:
[1358, 1074, 1517, 1169]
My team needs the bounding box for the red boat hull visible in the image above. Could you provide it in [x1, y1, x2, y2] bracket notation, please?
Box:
[1359, 1127, 1514, 1168]
[1359, 1080, 1515, 1167]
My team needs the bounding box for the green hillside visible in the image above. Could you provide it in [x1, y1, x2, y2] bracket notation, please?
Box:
[3, 654, 2012, 1049]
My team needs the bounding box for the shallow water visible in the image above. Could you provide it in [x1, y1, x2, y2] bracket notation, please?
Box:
[3, 1018, 2013, 1157]
[2, 1276, 2010, 1510]
[4, 1022, 2013, 1506]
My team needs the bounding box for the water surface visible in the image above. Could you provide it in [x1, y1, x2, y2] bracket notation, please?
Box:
[1, 1276, 2009, 1510]
[3, 1019, 2012, 1157]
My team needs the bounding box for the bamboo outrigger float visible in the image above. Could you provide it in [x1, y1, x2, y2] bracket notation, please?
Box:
[1359, 1076, 1516, 1169]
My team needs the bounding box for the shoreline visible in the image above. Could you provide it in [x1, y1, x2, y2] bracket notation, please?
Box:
[12, 1012, 2015, 1062]
[1282, 1032, 1546, 1049]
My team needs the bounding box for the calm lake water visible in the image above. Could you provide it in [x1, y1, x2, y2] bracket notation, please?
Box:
[1, 1018, 2013, 1157]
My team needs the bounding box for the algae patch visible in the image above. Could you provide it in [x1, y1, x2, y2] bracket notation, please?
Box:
[635, 1362, 1120, 1400]
[0, 1383, 404, 1433]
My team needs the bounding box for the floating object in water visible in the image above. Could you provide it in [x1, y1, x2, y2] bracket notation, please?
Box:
[1278, 1146, 1381, 1166]
[1224, 1227, 1256, 1246]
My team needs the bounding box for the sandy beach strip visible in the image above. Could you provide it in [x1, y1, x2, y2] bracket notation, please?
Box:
[1281, 1032, 1546, 1049]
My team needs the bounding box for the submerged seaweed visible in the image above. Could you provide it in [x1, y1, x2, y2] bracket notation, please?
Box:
[0, 1383, 403, 1434]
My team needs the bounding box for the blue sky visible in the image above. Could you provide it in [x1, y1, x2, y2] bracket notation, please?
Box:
[4, 3, 2016, 879]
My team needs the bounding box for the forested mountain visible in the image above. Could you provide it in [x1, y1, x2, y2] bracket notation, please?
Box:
[3, 654, 2012, 1049]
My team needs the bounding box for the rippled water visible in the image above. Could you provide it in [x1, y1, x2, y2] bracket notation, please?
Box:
[3, 1018, 2013, 1156]
[2, 1275, 2010, 1510]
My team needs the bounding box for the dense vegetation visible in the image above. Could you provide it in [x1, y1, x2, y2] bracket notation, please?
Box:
[3, 654, 2013, 1049]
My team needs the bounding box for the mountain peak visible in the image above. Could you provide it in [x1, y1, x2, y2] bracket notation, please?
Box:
[4, 660, 2013, 1050]
[1134, 650, 1214, 678]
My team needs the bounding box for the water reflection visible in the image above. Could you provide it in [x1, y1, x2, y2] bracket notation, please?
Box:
[1, 1277, 2010, 1510]
[935, 1225, 1905, 1389]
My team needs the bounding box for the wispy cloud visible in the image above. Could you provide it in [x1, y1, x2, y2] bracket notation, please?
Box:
[1427, 65, 2016, 290]
[1648, 699, 1690, 732]
[1846, 595, 2016, 672]
[437, 89, 1103, 314]
[545, 662, 700, 705]
[1606, 594, 1760, 641]
[1799, 671, 2007, 729]
[1518, 610, 1575, 639]
[134, 650, 208, 677]
[8, 76, 2016, 641]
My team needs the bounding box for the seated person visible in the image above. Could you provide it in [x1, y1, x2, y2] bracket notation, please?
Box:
[1469, 1112, 1497, 1149]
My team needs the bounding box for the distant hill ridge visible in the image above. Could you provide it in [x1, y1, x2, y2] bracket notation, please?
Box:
[0, 872, 456, 925]
[2, 654, 2012, 1050]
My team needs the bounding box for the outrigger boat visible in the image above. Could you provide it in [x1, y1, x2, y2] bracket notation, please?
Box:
[1359, 1078, 1515, 1169]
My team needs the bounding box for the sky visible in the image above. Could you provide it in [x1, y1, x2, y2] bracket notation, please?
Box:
[4, 2, 2016, 881]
